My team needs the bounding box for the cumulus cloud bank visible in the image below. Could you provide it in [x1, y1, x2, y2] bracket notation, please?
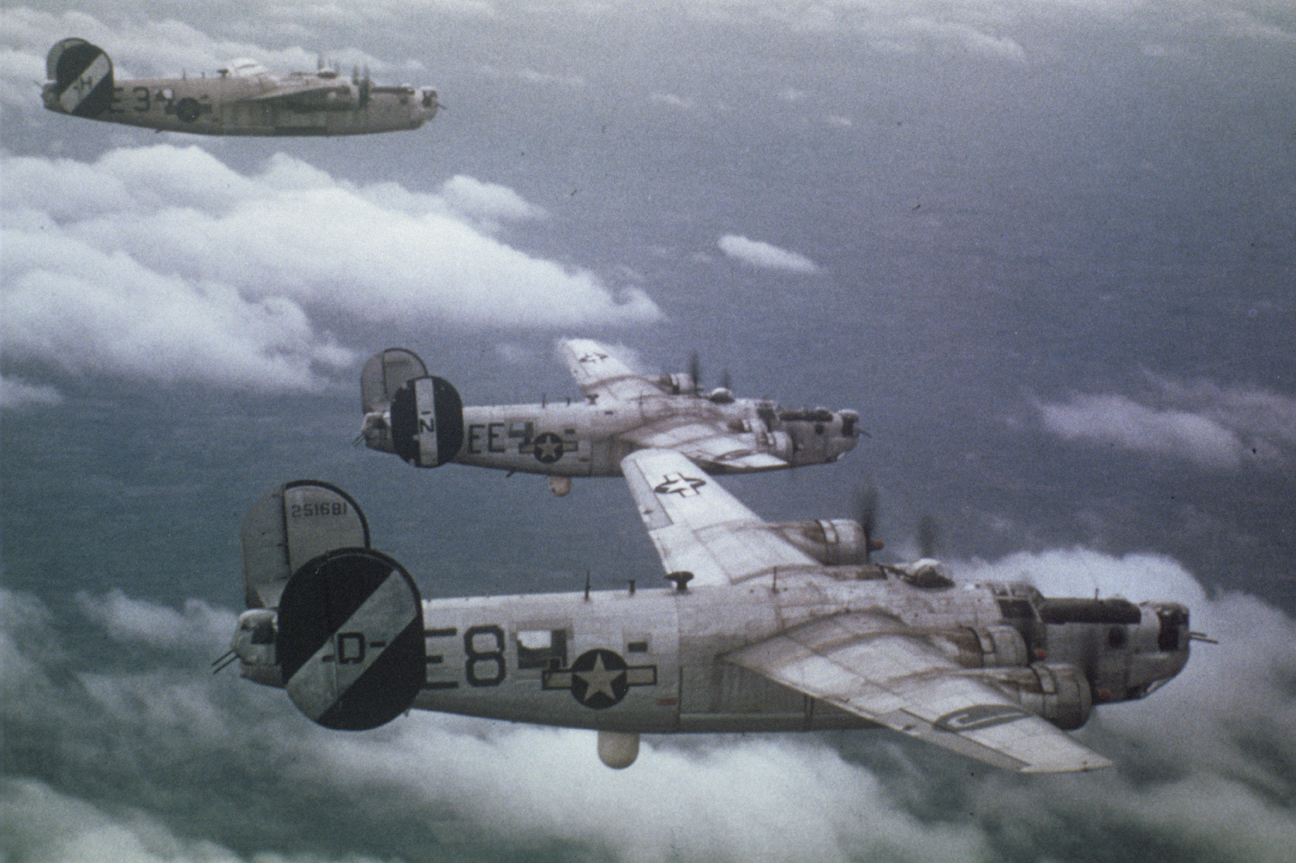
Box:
[1035, 372, 1296, 471]
[1, 146, 660, 393]
[5, 549, 1295, 863]
[717, 234, 820, 274]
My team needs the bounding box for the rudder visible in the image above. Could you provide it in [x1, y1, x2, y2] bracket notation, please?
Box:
[45, 38, 114, 117]
[277, 548, 425, 731]
[361, 348, 428, 415]
[389, 376, 465, 467]
[240, 480, 370, 609]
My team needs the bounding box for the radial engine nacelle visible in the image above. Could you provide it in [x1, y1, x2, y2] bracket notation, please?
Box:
[770, 518, 883, 566]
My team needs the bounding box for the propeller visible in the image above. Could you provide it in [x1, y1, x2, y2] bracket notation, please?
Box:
[351, 65, 373, 107]
[688, 350, 703, 395]
[684, 350, 735, 397]
[855, 484, 882, 563]
[916, 514, 939, 560]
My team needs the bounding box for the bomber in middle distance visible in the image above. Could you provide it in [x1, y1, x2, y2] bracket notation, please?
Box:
[359, 339, 861, 495]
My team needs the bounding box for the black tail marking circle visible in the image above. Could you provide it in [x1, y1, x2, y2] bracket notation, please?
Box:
[277, 548, 425, 731]
[48, 39, 114, 117]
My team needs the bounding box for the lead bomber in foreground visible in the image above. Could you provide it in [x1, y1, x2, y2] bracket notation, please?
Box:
[42, 38, 439, 136]
[225, 457, 1198, 773]
[358, 339, 861, 496]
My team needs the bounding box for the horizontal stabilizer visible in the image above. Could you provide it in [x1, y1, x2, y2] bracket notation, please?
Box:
[240, 481, 370, 609]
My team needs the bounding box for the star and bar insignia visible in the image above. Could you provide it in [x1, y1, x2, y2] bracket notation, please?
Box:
[543, 649, 657, 709]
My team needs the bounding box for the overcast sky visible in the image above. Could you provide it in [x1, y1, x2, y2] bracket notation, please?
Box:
[2, 2, 1294, 861]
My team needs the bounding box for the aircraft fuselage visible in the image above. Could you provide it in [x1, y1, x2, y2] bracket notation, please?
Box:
[45, 72, 437, 135]
[373, 396, 858, 476]
[238, 569, 1191, 736]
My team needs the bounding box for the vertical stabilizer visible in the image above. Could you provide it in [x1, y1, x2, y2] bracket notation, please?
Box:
[240, 480, 370, 609]
[44, 38, 114, 117]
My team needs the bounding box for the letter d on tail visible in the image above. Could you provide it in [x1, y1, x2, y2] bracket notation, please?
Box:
[277, 549, 425, 731]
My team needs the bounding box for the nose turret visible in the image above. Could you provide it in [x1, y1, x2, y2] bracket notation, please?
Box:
[419, 88, 441, 124]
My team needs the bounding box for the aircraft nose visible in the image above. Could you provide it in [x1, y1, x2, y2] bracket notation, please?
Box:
[840, 409, 860, 438]
[1154, 602, 1190, 652]
[421, 89, 441, 115]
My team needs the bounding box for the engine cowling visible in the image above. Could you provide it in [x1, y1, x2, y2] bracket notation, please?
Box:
[989, 662, 1094, 730]
[772, 518, 868, 565]
[943, 625, 1028, 669]
[656, 372, 697, 395]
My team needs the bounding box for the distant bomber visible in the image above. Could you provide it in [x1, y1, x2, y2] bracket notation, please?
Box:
[359, 339, 862, 496]
[42, 38, 440, 136]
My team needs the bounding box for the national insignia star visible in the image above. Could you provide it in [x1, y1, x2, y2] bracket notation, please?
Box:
[533, 432, 564, 463]
[575, 654, 623, 703]
[653, 473, 706, 497]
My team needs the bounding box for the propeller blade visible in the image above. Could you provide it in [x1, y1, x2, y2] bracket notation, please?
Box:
[917, 514, 939, 560]
[688, 350, 702, 394]
[720, 368, 732, 391]
[855, 484, 881, 563]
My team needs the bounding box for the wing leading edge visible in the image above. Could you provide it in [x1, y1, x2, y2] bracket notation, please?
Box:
[727, 611, 1113, 773]
[621, 422, 788, 473]
[620, 448, 818, 588]
[560, 339, 665, 403]
[562, 339, 790, 472]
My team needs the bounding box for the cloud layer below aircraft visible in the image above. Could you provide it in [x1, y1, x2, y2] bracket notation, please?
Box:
[4, 546, 1294, 863]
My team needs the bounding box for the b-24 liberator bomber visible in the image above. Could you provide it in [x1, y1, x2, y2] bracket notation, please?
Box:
[42, 38, 439, 136]
[358, 339, 861, 495]
[224, 455, 1199, 773]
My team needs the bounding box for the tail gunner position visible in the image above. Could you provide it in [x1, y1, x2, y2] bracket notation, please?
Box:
[224, 466, 1199, 773]
[358, 339, 862, 495]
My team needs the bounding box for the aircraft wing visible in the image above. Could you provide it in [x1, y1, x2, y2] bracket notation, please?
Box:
[621, 421, 788, 473]
[245, 79, 341, 103]
[620, 448, 819, 588]
[560, 339, 666, 403]
[727, 611, 1114, 773]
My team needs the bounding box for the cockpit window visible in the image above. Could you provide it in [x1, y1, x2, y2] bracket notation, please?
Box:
[997, 598, 1037, 619]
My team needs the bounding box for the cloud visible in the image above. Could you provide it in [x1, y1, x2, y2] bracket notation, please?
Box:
[0, 375, 63, 409]
[475, 63, 587, 88]
[649, 92, 697, 112]
[2, 778, 393, 863]
[439, 174, 550, 231]
[1036, 393, 1248, 469]
[717, 234, 821, 274]
[6, 555, 1296, 863]
[75, 589, 236, 653]
[1, 146, 661, 394]
[1034, 373, 1296, 471]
